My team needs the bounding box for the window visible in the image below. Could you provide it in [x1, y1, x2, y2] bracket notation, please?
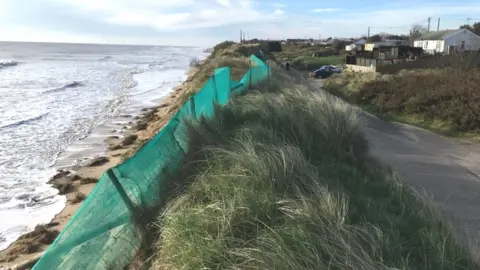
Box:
[461, 41, 465, 50]
[436, 41, 441, 51]
[423, 41, 428, 49]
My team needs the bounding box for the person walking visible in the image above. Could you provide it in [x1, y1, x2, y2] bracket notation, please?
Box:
[285, 62, 290, 70]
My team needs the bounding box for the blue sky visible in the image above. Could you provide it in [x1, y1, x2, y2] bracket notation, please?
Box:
[0, 0, 479, 46]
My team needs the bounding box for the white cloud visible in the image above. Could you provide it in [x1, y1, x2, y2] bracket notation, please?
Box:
[273, 3, 286, 9]
[49, 0, 281, 31]
[1, 0, 480, 45]
[215, 0, 232, 8]
[246, 3, 480, 40]
[311, 8, 341, 13]
[273, 8, 284, 16]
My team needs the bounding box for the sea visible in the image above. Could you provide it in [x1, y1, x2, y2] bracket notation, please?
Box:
[0, 42, 207, 250]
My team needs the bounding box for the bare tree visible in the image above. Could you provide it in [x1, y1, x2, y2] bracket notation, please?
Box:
[409, 24, 428, 45]
[460, 22, 480, 35]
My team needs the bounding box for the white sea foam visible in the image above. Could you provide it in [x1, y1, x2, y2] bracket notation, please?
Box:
[0, 42, 207, 250]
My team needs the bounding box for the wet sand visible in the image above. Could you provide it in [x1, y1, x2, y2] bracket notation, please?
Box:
[0, 67, 201, 269]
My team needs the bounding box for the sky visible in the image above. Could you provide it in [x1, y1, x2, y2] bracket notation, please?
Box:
[0, 0, 480, 46]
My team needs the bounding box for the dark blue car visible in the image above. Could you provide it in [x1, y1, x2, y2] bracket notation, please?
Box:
[310, 65, 342, 79]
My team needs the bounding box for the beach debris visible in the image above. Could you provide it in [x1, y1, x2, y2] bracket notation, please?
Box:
[52, 182, 74, 195]
[68, 192, 86, 204]
[79, 177, 98, 185]
[51, 170, 70, 181]
[0, 225, 59, 262]
[134, 122, 148, 131]
[85, 156, 109, 167]
[121, 134, 138, 146]
[108, 144, 123, 151]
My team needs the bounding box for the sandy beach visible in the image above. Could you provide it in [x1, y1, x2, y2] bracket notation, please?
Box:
[0, 66, 201, 270]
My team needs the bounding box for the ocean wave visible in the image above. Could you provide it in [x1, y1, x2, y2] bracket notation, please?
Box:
[129, 82, 166, 97]
[42, 81, 84, 94]
[0, 61, 18, 69]
[99, 56, 112, 61]
[0, 112, 49, 129]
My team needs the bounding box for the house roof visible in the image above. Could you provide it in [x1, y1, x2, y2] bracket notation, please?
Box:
[354, 39, 366, 45]
[417, 29, 463, 40]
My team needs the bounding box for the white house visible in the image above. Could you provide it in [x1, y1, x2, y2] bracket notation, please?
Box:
[364, 39, 409, 51]
[345, 39, 366, 51]
[414, 28, 480, 54]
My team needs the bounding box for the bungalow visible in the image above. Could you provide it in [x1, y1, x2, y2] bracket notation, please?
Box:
[364, 39, 409, 51]
[345, 39, 366, 51]
[413, 28, 480, 54]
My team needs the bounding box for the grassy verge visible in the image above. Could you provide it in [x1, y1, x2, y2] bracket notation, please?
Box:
[136, 69, 477, 269]
[274, 43, 337, 60]
[291, 55, 345, 71]
[323, 69, 480, 140]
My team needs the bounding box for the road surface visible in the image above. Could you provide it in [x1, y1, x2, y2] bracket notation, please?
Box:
[308, 78, 480, 254]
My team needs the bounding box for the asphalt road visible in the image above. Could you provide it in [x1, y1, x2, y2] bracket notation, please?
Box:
[308, 78, 480, 254]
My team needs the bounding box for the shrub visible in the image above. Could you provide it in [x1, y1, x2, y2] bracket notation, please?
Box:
[324, 66, 480, 133]
[189, 57, 201, 68]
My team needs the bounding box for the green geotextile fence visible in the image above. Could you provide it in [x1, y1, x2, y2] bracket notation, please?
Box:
[32, 55, 270, 270]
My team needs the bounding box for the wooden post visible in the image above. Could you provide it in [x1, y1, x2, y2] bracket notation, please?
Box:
[248, 71, 252, 89]
[107, 169, 135, 214]
[189, 96, 196, 118]
[212, 76, 219, 104]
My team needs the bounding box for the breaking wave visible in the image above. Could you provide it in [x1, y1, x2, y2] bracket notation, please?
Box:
[0, 112, 49, 129]
[0, 61, 18, 69]
[42, 81, 84, 94]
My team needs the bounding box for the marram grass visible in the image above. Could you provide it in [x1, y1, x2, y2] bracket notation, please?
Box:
[142, 71, 477, 270]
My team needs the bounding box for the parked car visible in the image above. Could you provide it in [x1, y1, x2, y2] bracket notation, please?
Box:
[310, 65, 341, 78]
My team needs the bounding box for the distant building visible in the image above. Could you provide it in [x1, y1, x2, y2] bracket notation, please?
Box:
[364, 40, 409, 51]
[413, 28, 480, 54]
[345, 39, 366, 51]
[286, 39, 312, 45]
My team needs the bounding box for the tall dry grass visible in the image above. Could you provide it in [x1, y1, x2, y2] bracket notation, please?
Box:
[324, 66, 480, 133]
[141, 72, 477, 270]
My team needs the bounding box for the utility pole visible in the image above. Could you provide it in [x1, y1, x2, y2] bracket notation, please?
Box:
[427, 17, 431, 32]
[240, 29, 243, 43]
[367, 26, 370, 38]
[437, 18, 440, 31]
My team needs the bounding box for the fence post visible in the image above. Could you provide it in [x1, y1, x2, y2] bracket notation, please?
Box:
[249, 70, 252, 89]
[189, 96, 196, 119]
[212, 76, 219, 104]
[107, 169, 136, 214]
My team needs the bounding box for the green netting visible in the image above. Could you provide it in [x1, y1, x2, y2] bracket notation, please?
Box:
[33, 56, 268, 270]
